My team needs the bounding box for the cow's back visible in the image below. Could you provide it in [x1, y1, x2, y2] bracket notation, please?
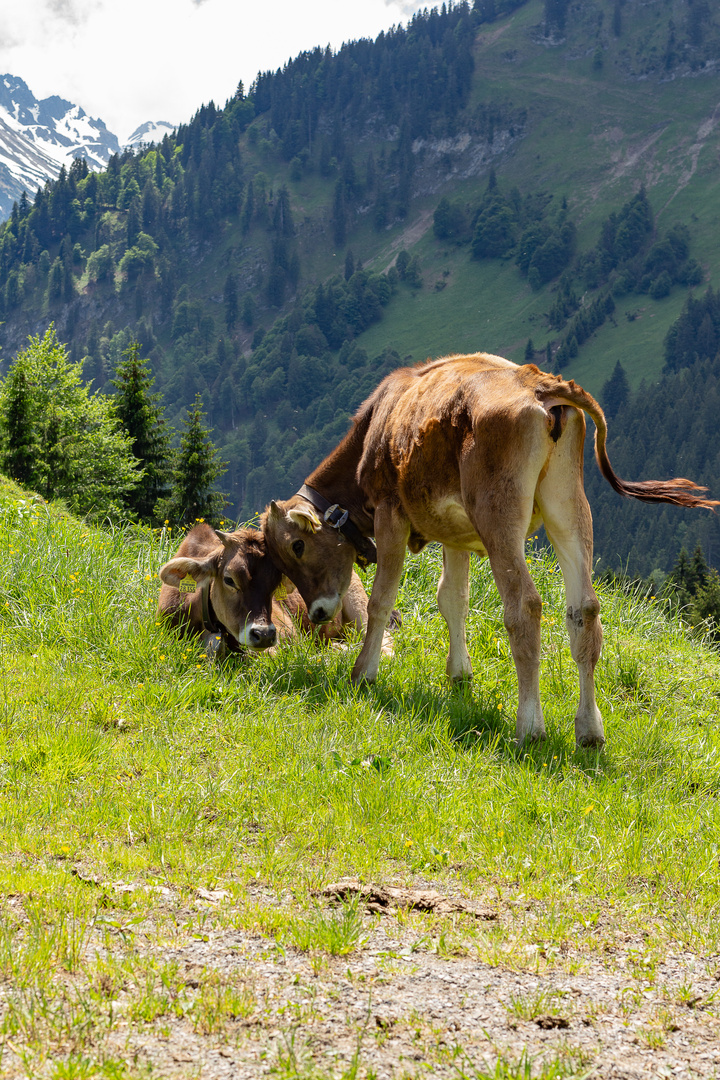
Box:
[357, 354, 547, 508]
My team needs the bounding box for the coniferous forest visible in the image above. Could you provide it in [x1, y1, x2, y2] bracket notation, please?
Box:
[0, 0, 719, 589]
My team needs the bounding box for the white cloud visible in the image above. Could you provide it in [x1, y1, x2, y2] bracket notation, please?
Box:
[384, 0, 424, 13]
[0, 0, 428, 142]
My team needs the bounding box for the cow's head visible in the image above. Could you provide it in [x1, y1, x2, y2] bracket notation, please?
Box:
[159, 528, 282, 650]
[262, 498, 356, 624]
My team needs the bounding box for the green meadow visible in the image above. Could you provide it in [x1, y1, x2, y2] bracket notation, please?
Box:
[1, 477, 719, 1075]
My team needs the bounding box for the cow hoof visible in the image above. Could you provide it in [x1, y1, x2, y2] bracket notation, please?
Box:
[576, 734, 606, 750]
[350, 666, 376, 686]
[517, 729, 547, 748]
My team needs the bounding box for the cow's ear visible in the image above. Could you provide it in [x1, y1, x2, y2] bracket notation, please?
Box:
[159, 554, 218, 589]
[287, 505, 321, 533]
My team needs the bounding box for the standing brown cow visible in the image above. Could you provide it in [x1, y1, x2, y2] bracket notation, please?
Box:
[263, 353, 717, 748]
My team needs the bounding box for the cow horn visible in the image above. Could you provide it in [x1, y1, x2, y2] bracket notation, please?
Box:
[214, 529, 234, 546]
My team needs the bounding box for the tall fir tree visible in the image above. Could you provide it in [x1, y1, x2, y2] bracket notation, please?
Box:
[332, 179, 346, 247]
[112, 342, 170, 522]
[0, 358, 37, 486]
[157, 394, 227, 526]
[224, 272, 238, 330]
[601, 361, 630, 420]
[664, 545, 719, 635]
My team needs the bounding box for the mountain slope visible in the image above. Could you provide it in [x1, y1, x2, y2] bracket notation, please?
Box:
[0, 0, 718, 574]
[0, 74, 123, 218]
[125, 121, 176, 152]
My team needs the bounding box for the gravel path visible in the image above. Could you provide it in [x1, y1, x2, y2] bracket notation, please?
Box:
[96, 910, 720, 1077]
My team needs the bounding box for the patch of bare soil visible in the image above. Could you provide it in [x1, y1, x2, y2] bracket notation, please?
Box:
[101, 931, 720, 1078]
[5, 882, 720, 1078]
[381, 209, 434, 273]
[605, 127, 668, 186]
[477, 22, 511, 48]
[660, 102, 720, 213]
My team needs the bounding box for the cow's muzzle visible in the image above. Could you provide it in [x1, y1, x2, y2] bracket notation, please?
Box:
[308, 595, 342, 625]
[245, 622, 277, 650]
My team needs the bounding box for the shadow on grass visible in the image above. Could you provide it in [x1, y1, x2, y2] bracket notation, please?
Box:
[252, 645, 512, 747]
[216, 637, 618, 782]
[251, 645, 617, 773]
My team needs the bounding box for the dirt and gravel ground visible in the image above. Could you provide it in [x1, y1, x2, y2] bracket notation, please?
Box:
[5, 877, 717, 1079]
[119, 927, 720, 1079]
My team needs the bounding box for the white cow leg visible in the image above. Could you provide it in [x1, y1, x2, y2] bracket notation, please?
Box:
[540, 494, 605, 749]
[341, 569, 394, 657]
[437, 546, 472, 681]
[485, 539, 545, 745]
[351, 504, 409, 684]
[547, 525, 604, 748]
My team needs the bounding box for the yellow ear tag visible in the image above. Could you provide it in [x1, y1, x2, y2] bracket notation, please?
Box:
[178, 573, 197, 594]
[274, 576, 293, 601]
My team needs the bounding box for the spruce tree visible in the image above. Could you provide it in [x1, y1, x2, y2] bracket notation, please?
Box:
[241, 180, 254, 235]
[1, 357, 37, 486]
[241, 294, 255, 328]
[332, 179, 346, 247]
[224, 272, 238, 330]
[693, 570, 720, 638]
[601, 361, 630, 420]
[688, 544, 710, 595]
[0, 326, 138, 516]
[112, 342, 170, 522]
[665, 546, 719, 634]
[156, 394, 227, 526]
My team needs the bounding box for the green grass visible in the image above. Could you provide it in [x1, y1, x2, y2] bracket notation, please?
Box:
[1, 475, 720, 1072]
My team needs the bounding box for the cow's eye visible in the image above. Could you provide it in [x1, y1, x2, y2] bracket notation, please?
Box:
[223, 575, 236, 588]
[292, 539, 304, 558]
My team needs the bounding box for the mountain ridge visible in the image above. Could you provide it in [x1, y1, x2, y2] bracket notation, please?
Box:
[0, 74, 173, 219]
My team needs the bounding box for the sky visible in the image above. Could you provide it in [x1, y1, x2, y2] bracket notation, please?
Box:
[0, 0, 428, 143]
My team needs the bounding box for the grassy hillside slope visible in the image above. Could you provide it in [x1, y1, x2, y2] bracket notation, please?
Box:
[1, 479, 720, 1075]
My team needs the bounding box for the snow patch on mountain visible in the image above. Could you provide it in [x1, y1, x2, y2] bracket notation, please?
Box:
[0, 74, 121, 220]
[124, 121, 176, 149]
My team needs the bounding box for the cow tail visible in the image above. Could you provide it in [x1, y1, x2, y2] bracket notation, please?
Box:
[538, 377, 719, 510]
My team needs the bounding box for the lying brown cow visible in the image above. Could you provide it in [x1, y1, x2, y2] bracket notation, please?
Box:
[263, 353, 717, 748]
[158, 524, 281, 655]
[158, 523, 382, 656]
